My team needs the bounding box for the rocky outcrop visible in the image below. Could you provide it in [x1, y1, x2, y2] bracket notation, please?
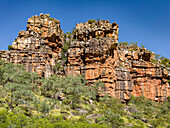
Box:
[0, 14, 64, 77]
[66, 21, 120, 99]
[66, 20, 170, 102]
[73, 20, 119, 42]
[117, 45, 169, 101]
[66, 38, 118, 97]
[0, 14, 169, 102]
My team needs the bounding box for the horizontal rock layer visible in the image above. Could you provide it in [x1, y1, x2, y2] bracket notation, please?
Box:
[0, 14, 169, 102]
[0, 14, 64, 77]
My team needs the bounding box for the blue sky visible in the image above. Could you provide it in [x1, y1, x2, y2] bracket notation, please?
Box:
[0, 0, 170, 58]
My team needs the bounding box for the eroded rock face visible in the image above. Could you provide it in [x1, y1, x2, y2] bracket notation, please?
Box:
[66, 38, 118, 98]
[66, 21, 133, 101]
[0, 14, 169, 102]
[73, 20, 119, 42]
[0, 14, 64, 77]
[116, 45, 169, 102]
[67, 20, 170, 102]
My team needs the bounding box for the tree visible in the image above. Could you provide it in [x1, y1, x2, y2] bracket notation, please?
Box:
[8, 45, 12, 51]
[160, 56, 170, 67]
[155, 54, 161, 60]
[0, 61, 39, 110]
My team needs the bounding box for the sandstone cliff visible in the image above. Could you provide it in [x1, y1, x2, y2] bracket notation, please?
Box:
[0, 14, 64, 77]
[0, 14, 169, 102]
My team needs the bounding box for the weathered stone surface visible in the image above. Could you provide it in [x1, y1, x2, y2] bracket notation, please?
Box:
[66, 21, 134, 101]
[73, 20, 119, 42]
[0, 14, 169, 102]
[117, 45, 169, 102]
[66, 20, 170, 102]
[0, 14, 64, 77]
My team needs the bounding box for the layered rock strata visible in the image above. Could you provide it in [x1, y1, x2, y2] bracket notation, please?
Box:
[0, 14, 169, 102]
[67, 20, 170, 102]
[0, 14, 64, 77]
[117, 45, 169, 101]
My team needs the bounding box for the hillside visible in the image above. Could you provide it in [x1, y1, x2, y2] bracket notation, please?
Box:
[0, 60, 170, 127]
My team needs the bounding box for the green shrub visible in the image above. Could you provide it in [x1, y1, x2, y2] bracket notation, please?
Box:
[61, 41, 71, 64]
[0, 109, 8, 128]
[88, 19, 96, 24]
[8, 45, 12, 51]
[141, 44, 145, 48]
[118, 42, 129, 46]
[6, 113, 30, 128]
[96, 36, 100, 39]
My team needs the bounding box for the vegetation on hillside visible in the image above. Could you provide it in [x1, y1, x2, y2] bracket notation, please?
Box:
[0, 60, 170, 127]
[119, 42, 170, 68]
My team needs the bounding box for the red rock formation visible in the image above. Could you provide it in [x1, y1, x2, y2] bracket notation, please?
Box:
[0, 14, 64, 77]
[66, 20, 170, 102]
[116, 44, 170, 101]
[0, 14, 169, 102]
